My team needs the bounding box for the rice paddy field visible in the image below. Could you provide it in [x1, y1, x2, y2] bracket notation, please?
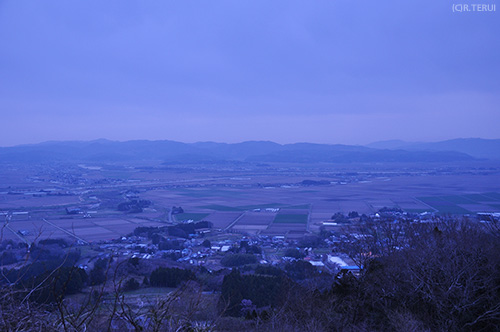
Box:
[1, 161, 500, 241]
[138, 172, 500, 236]
[0, 216, 167, 244]
[416, 192, 500, 214]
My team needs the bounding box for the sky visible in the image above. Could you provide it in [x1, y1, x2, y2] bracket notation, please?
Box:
[1, 0, 499, 146]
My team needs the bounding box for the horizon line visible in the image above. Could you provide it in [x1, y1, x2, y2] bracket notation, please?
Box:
[2, 136, 499, 148]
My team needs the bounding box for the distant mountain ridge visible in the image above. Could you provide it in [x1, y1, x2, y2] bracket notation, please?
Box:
[0, 138, 495, 164]
[367, 138, 500, 159]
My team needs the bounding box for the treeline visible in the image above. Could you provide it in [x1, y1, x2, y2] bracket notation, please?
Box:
[2, 246, 81, 286]
[220, 269, 290, 316]
[17, 267, 88, 303]
[117, 199, 151, 213]
[132, 221, 212, 240]
[149, 267, 195, 288]
[1, 244, 85, 304]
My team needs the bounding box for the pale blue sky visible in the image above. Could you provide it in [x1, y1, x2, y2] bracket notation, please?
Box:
[1, 0, 499, 146]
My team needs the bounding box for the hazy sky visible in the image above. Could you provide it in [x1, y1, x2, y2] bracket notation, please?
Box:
[1, 1, 499, 146]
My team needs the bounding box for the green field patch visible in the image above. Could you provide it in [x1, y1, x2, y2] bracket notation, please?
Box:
[197, 204, 242, 211]
[273, 214, 308, 224]
[175, 213, 209, 221]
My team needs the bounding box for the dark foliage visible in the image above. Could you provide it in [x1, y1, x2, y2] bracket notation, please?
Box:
[0, 251, 17, 265]
[89, 266, 106, 286]
[348, 211, 359, 218]
[122, 278, 140, 292]
[221, 253, 258, 267]
[285, 260, 319, 280]
[133, 226, 161, 238]
[167, 221, 213, 239]
[158, 239, 184, 250]
[298, 235, 323, 248]
[89, 258, 109, 285]
[378, 206, 404, 213]
[2, 249, 81, 284]
[151, 233, 164, 245]
[19, 267, 87, 303]
[128, 257, 140, 267]
[118, 199, 151, 213]
[284, 248, 305, 259]
[38, 238, 68, 248]
[220, 269, 290, 316]
[171, 206, 184, 214]
[271, 222, 500, 331]
[149, 267, 195, 288]
[331, 212, 348, 223]
[162, 252, 182, 261]
[254, 265, 284, 276]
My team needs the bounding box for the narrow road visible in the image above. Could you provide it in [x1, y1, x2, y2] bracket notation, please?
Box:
[224, 212, 246, 231]
[3, 222, 31, 246]
[42, 218, 89, 244]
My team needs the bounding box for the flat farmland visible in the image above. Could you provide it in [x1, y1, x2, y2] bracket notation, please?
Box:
[262, 223, 307, 236]
[198, 204, 242, 211]
[205, 211, 242, 228]
[0, 227, 25, 242]
[4, 220, 68, 244]
[2, 162, 500, 242]
[273, 214, 308, 224]
[0, 194, 80, 209]
[145, 172, 500, 233]
[2, 216, 167, 243]
[459, 204, 499, 213]
[228, 212, 276, 234]
[231, 224, 268, 235]
[234, 212, 275, 225]
[175, 213, 209, 221]
[393, 199, 432, 212]
[484, 192, 500, 200]
[70, 227, 117, 241]
[93, 218, 134, 226]
[416, 193, 500, 214]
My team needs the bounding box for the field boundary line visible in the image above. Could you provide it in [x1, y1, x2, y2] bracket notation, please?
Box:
[224, 212, 246, 231]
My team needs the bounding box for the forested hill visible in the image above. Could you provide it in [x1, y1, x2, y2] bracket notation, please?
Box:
[0, 139, 483, 163]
